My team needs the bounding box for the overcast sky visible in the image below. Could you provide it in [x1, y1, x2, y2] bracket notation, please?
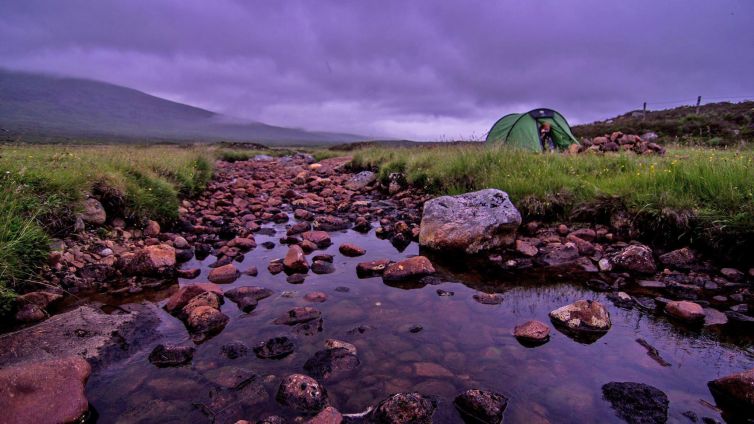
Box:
[1, 0, 753, 140]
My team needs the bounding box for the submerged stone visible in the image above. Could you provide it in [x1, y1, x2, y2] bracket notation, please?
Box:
[602, 382, 669, 424]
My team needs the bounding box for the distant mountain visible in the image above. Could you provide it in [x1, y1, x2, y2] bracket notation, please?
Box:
[0, 69, 363, 144]
[572, 101, 754, 146]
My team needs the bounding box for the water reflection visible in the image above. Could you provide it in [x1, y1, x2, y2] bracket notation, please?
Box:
[85, 222, 754, 423]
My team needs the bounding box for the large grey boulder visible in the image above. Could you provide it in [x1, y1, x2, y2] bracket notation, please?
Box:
[419, 189, 521, 254]
[345, 171, 377, 191]
[0, 304, 160, 370]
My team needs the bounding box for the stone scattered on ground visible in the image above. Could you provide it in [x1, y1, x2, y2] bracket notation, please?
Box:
[580, 132, 666, 155]
[454, 389, 509, 424]
[420, 188, 521, 254]
[284, 245, 310, 273]
[0, 356, 92, 424]
[303, 347, 360, 380]
[274, 307, 322, 325]
[602, 382, 669, 424]
[473, 292, 503, 305]
[225, 286, 273, 313]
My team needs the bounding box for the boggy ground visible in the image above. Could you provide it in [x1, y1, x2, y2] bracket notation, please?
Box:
[2, 153, 754, 423]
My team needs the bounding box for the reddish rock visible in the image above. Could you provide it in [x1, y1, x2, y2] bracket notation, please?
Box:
[268, 261, 285, 275]
[339, 243, 366, 257]
[177, 268, 201, 279]
[305, 291, 328, 303]
[143, 219, 161, 236]
[307, 406, 343, 424]
[274, 306, 321, 325]
[208, 263, 240, 284]
[287, 222, 311, 236]
[473, 292, 503, 305]
[658, 247, 696, 269]
[569, 228, 596, 241]
[125, 244, 176, 276]
[164, 285, 210, 315]
[186, 305, 229, 336]
[302, 231, 332, 248]
[383, 256, 436, 281]
[370, 392, 436, 424]
[356, 259, 390, 277]
[566, 234, 596, 256]
[284, 245, 309, 273]
[0, 357, 91, 424]
[709, 368, 754, 413]
[229, 237, 256, 251]
[665, 300, 705, 323]
[514, 320, 550, 344]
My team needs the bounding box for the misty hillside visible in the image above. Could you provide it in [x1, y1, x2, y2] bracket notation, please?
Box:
[573, 101, 754, 146]
[0, 69, 362, 144]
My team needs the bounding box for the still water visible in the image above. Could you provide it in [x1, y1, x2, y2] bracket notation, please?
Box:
[85, 221, 754, 423]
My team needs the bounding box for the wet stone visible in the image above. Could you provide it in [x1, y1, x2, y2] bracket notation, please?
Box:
[665, 300, 705, 323]
[276, 374, 328, 414]
[473, 292, 503, 305]
[514, 320, 550, 345]
[303, 347, 360, 380]
[287, 273, 308, 284]
[254, 336, 295, 359]
[262, 241, 276, 249]
[305, 291, 328, 302]
[312, 260, 336, 274]
[383, 256, 436, 281]
[208, 263, 240, 284]
[436, 289, 455, 296]
[303, 231, 332, 248]
[339, 243, 366, 257]
[549, 299, 611, 338]
[369, 392, 437, 424]
[409, 324, 424, 333]
[357, 258, 390, 277]
[148, 344, 195, 367]
[602, 382, 669, 424]
[454, 389, 509, 424]
[313, 254, 334, 262]
[269, 261, 285, 274]
[225, 286, 273, 313]
[221, 341, 249, 359]
[274, 307, 322, 325]
[284, 245, 309, 273]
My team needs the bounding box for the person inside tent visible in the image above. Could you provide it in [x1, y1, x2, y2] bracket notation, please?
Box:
[539, 122, 556, 151]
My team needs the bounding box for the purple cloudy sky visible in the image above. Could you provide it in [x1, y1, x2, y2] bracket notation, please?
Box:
[1, 0, 753, 140]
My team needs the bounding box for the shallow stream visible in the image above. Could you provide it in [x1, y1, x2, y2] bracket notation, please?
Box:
[84, 219, 754, 423]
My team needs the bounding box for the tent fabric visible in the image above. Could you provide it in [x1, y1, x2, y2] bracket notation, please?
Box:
[485, 108, 579, 152]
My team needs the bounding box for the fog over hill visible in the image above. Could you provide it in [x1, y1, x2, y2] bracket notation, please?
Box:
[0, 69, 363, 144]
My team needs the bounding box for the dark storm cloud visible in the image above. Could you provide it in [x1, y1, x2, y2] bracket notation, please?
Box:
[1, 0, 753, 139]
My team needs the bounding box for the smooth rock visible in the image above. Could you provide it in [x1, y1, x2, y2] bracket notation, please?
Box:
[357, 259, 390, 277]
[383, 256, 435, 281]
[339, 243, 366, 257]
[284, 245, 309, 273]
[274, 307, 321, 325]
[0, 357, 91, 424]
[345, 171, 377, 191]
[665, 300, 705, 323]
[514, 320, 550, 345]
[208, 263, 240, 284]
[419, 189, 521, 254]
[307, 406, 343, 424]
[304, 348, 360, 380]
[602, 382, 669, 424]
[302, 231, 332, 248]
[708, 368, 754, 414]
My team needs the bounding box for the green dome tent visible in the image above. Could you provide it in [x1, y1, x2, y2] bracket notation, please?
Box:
[485, 108, 579, 152]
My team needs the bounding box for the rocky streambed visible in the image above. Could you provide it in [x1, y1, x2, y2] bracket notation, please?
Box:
[2, 154, 754, 423]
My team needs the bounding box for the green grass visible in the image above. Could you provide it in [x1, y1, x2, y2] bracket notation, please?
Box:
[352, 144, 754, 262]
[0, 144, 278, 311]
